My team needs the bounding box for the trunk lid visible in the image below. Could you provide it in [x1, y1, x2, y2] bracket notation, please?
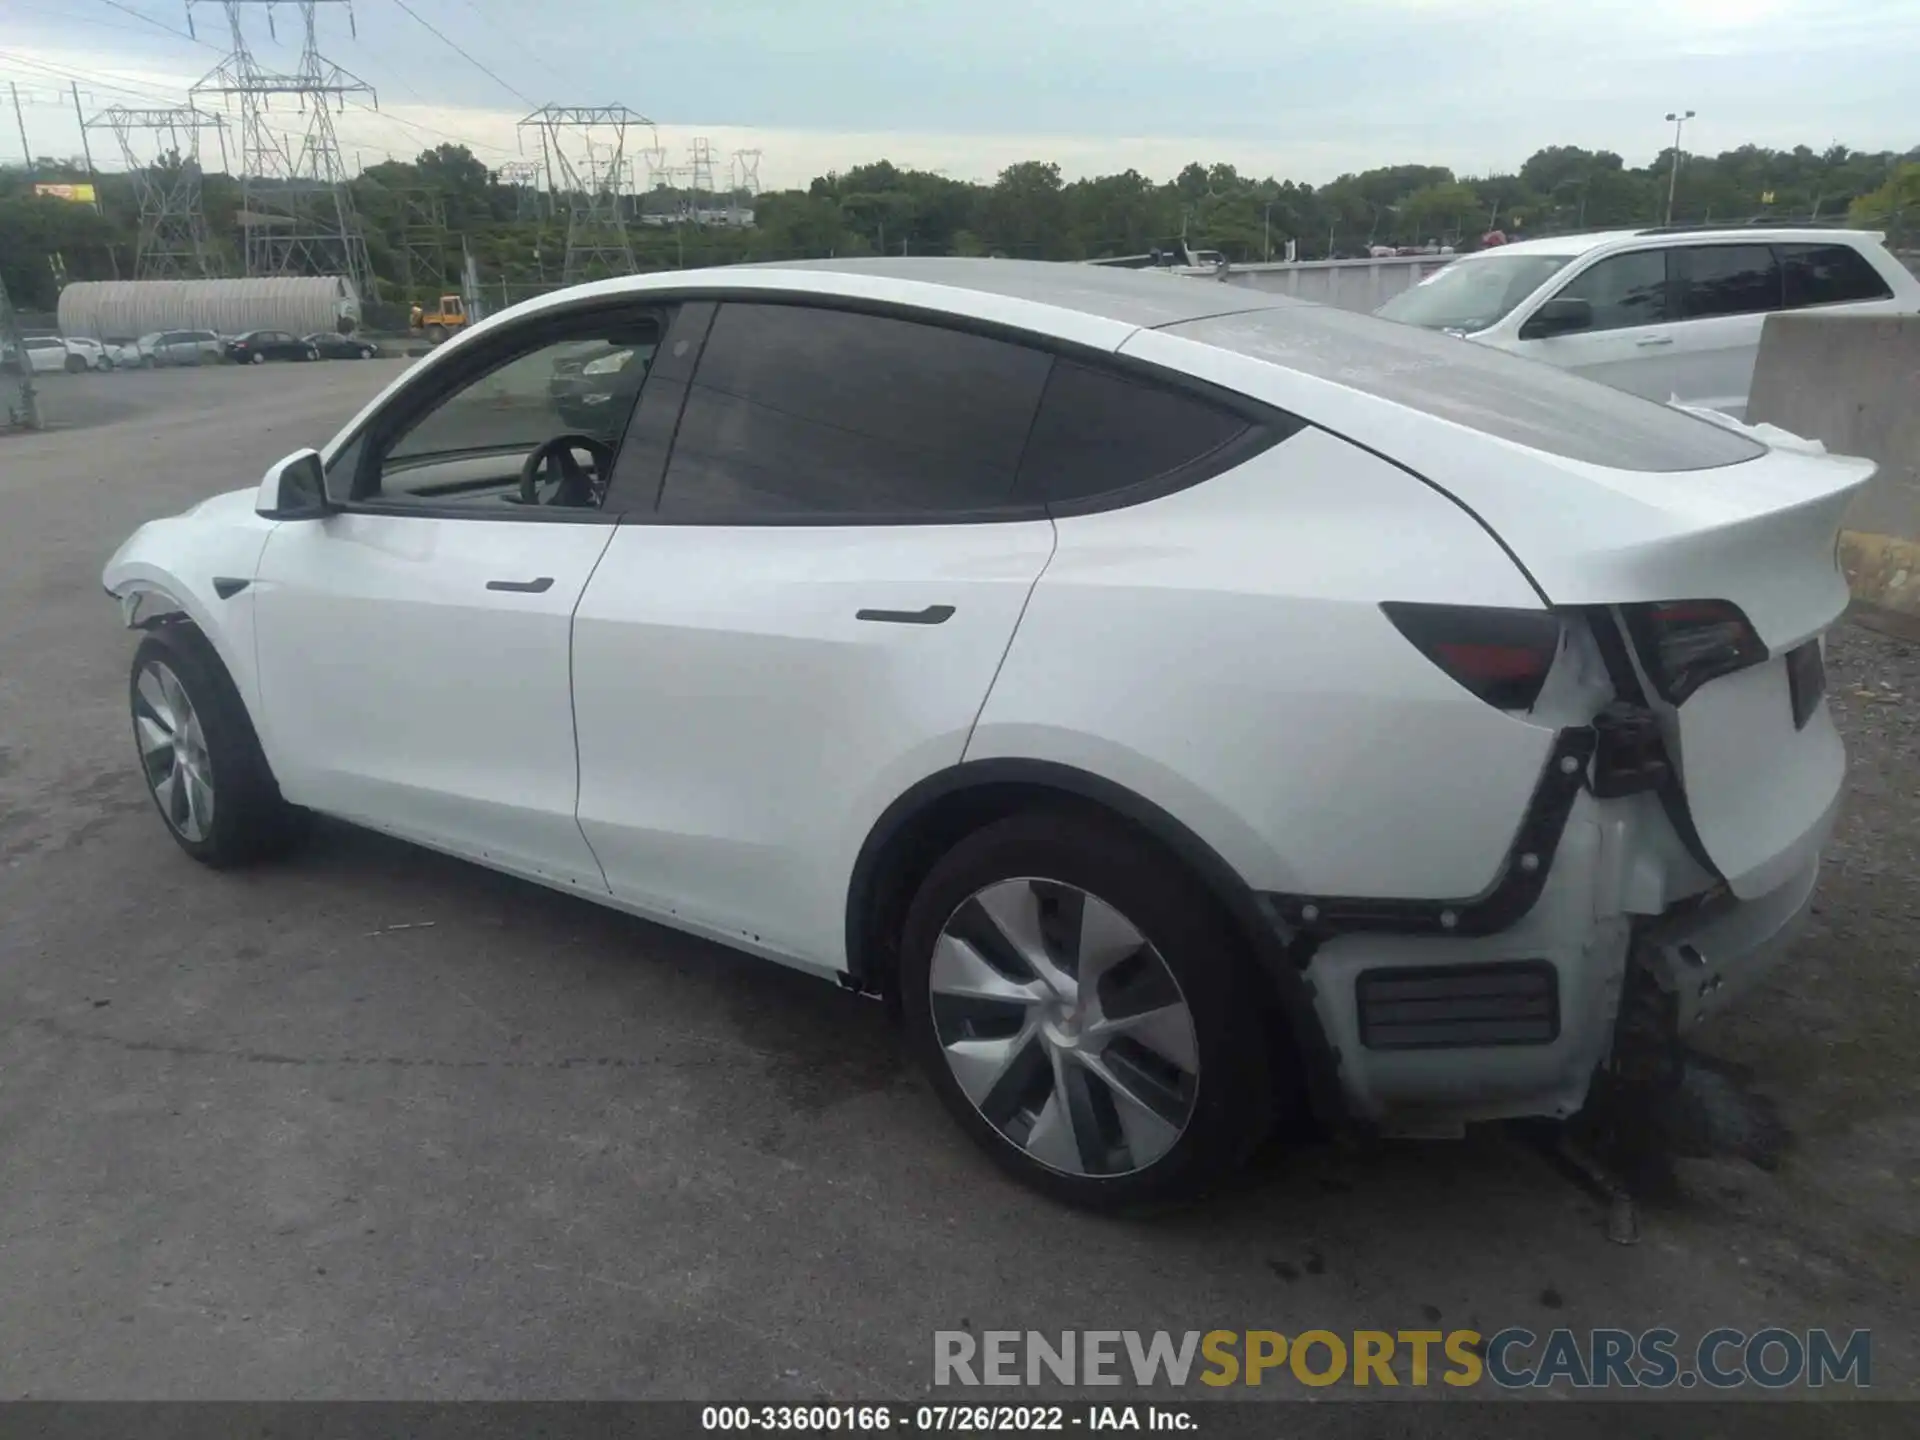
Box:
[1431, 440, 1872, 900]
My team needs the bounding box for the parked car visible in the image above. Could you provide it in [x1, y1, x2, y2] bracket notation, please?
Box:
[104, 259, 1866, 1209]
[226, 330, 319, 364]
[547, 337, 654, 429]
[13, 336, 84, 374]
[122, 330, 226, 367]
[1375, 225, 1920, 418]
[304, 331, 380, 360]
[61, 336, 115, 371]
[113, 333, 162, 367]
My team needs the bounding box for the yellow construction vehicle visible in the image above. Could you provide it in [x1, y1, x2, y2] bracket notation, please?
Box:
[409, 294, 468, 343]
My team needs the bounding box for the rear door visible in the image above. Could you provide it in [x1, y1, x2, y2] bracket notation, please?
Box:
[1664, 242, 1784, 417]
[570, 299, 1059, 974]
[1506, 246, 1687, 401]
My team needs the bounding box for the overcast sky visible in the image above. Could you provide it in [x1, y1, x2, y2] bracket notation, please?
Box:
[2, 0, 1915, 187]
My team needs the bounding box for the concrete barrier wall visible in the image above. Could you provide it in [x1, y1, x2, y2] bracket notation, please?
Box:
[1747, 313, 1920, 616]
[1210, 255, 1452, 313]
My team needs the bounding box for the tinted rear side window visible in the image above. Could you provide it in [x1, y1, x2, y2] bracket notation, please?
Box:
[657, 303, 1052, 519]
[1163, 305, 1766, 472]
[1017, 360, 1253, 505]
[1678, 245, 1782, 318]
[1781, 243, 1893, 307]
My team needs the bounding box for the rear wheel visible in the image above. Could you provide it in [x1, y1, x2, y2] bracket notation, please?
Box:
[249, 351, 265, 365]
[426, 324, 447, 344]
[130, 626, 308, 868]
[900, 810, 1274, 1211]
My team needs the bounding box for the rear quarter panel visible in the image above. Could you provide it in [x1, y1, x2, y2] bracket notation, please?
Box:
[966, 426, 1559, 899]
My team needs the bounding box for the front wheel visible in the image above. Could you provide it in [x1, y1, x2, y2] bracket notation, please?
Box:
[899, 811, 1275, 1211]
[359, 346, 375, 359]
[426, 324, 447, 344]
[130, 627, 309, 868]
[65, 353, 86, 373]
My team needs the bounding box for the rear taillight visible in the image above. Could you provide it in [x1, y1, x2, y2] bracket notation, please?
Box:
[1381, 603, 1564, 711]
[1624, 600, 1767, 704]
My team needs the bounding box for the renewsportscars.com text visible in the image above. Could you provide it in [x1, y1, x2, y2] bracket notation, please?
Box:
[934, 1328, 1871, 1391]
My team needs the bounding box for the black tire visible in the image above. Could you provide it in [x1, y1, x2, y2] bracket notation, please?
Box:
[65, 353, 86, 373]
[426, 324, 447, 344]
[129, 625, 309, 868]
[249, 351, 266, 365]
[899, 809, 1275, 1211]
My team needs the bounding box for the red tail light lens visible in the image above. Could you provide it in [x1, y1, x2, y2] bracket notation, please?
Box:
[1625, 599, 1767, 704]
[1381, 603, 1564, 711]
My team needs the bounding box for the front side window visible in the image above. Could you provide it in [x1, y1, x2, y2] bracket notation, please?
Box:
[1678, 245, 1782, 319]
[655, 303, 1053, 520]
[1551, 249, 1672, 331]
[1781, 243, 1893, 307]
[355, 310, 664, 512]
[1375, 253, 1576, 333]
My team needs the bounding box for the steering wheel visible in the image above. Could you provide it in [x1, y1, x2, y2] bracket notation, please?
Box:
[518, 434, 616, 508]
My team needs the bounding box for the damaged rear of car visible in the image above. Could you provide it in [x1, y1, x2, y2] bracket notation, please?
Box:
[1114, 304, 1869, 1133]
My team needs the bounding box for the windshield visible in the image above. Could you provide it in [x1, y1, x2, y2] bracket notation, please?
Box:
[1376, 253, 1576, 332]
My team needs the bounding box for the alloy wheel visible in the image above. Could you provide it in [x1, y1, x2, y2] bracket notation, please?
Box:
[133, 659, 215, 842]
[928, 878, 1200, 1177]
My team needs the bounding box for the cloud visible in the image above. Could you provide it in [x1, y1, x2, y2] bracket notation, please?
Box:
[2, 0, 1913, 186]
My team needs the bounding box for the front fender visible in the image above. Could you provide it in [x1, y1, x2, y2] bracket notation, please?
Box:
[102, 489, 278, 732]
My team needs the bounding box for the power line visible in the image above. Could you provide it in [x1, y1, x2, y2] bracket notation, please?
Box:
[3, 52, 520, 169]
[389, 0, 535, 108]
[450, 0, 571, 91]
[90, 0, 217, 48]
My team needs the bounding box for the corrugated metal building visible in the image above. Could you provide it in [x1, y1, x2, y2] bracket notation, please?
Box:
[56, 277, 362, 340]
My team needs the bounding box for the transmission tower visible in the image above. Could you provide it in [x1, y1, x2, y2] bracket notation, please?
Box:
[687, 137, 716, 220]
[395, 190, 449, 302]
[89, 107, 229, 278]
[496, 159, 543, 220]
[520, 105, 653, 283]
[188, 0, 378, 299]
[729, 148, 762, 198]
[639, 144, 669, 191]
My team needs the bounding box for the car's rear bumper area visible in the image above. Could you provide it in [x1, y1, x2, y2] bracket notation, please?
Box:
[1283, 780, 1837, 1131]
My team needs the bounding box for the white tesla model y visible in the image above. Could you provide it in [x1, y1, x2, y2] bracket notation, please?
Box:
[104, 260, 1869, 1208]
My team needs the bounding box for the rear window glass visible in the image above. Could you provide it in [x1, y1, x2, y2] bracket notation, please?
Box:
[1016, 360, 1252, 505]
[1678, 244, 1782, 319]
[1781, 243, 1893, 307]
[1164, 305, 1766, 472]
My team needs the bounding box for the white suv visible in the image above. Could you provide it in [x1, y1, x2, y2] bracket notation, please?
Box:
[1376, 226, 1920, 418]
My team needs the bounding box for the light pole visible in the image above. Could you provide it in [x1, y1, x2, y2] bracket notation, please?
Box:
[1664, 109, 1695, 224]
[1264, 200, 1275, 262]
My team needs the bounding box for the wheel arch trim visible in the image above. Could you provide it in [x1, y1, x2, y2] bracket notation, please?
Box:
[104, 566, 265, 750]
[843, 756, 1348, 1126]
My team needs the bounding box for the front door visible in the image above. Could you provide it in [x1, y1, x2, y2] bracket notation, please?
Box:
[252, 304, 671, 890]
[570, 299, 1061, 973]
[1504, 245, 1688, 403]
